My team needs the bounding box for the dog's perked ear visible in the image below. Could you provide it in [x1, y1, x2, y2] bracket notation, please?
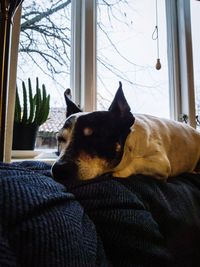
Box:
[108, 82, 131, 117]
[64, 89, 82, 118]
[109, 82, 135, 128]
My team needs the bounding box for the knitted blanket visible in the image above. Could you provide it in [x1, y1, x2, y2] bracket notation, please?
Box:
[1, 161, 200, 267]
[66, 173, 200, 267]
[0, 161, 108, 267]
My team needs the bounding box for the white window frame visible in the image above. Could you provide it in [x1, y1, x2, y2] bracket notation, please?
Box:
[72, 0, 197, 127]
[71, 0, 97, 111]
[166, 0, 196, 127]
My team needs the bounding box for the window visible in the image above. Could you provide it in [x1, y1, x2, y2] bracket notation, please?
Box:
[6, 0, 198, 161]
[97, 0, 170, 118]
[73, 0, 197, 127]
[16, 0, 72, 151]
[165, 0, 196, 127]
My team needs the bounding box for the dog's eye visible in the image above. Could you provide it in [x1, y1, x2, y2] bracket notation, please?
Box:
[56, 138, 66, 156]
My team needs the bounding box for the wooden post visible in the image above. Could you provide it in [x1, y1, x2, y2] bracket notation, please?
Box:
[0, 0, 23, 161]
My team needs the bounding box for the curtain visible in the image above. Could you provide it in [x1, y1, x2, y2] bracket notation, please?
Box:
[0, 0, 23, 161]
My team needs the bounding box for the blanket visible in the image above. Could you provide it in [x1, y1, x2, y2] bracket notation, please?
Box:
[65, 173, 200, 267]
[1, 161, 200, 266]
[0, 161, 109, 267]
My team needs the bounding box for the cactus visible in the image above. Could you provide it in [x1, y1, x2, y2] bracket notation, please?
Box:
[28, 78, 35, 124]
[21, 81, 28, 124]
[14, 77, 50, 126]
[14, 86, 21, 123]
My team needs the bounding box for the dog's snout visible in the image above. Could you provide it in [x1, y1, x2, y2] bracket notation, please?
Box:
[52, 159, 78, 182]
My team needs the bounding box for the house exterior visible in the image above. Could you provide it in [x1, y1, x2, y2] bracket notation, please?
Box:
[36, 108, 66, 149]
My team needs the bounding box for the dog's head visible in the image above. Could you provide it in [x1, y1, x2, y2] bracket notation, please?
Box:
[52, 82, 135, 181]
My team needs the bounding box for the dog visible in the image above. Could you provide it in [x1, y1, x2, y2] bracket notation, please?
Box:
[52, 82, 200, 181]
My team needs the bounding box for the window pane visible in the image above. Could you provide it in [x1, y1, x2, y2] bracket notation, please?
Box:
[16, 0, 71, 150]
[97, 0, 169, 118]
[191, 0, 200, 129]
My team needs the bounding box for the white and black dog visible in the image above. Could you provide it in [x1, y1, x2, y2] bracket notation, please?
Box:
[52, 82, 200, 181]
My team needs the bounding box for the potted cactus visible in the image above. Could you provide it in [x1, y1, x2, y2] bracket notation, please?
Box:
[12, 77, 50, 150]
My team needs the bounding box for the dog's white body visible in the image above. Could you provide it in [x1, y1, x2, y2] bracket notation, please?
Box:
[113, 114, 200, 179]
[52, 85, 200, 181]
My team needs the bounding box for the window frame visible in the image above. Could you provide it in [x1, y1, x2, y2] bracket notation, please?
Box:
[71, 0, 97, 111]
[166, 0, 196, 126]
[72, 0, 197, 127]
[4, 5, 22, 162]
[5, 0, 197, 162]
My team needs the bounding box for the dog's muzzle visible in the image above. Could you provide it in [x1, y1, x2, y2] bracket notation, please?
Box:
[51, 158, 78, 182]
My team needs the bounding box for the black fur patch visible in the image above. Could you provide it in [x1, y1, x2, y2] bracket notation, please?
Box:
[69, 111, 134, 164]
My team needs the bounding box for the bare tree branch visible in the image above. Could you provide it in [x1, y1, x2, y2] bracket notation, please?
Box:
[18, 0, 145, 96]
[21, 0, 71, 30]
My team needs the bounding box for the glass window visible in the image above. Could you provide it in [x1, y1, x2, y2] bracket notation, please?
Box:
[97, 0, 169, 118]
[16, 0, 71, 151]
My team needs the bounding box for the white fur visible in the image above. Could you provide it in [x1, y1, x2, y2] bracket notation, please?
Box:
[113, 114, 200, 179]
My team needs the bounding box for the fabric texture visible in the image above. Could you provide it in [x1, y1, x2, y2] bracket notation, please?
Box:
[1, 161, 200, 267]
[63, 173, 200, 267]
[0, 161, 109, 267]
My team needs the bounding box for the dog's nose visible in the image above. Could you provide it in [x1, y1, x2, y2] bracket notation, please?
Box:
[51, 159, 78, 182]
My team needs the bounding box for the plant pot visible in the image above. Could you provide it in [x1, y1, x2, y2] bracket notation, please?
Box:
[12, 122, 39, 150]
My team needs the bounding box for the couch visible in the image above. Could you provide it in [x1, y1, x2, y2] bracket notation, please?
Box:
[1, 161, 200, 266]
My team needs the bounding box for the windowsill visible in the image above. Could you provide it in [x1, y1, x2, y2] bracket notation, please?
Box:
[11, 149, 58, 165]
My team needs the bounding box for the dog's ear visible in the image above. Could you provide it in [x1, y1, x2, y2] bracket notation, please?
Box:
[64, 89, 82, 118]
[108, 82, 131, 116]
